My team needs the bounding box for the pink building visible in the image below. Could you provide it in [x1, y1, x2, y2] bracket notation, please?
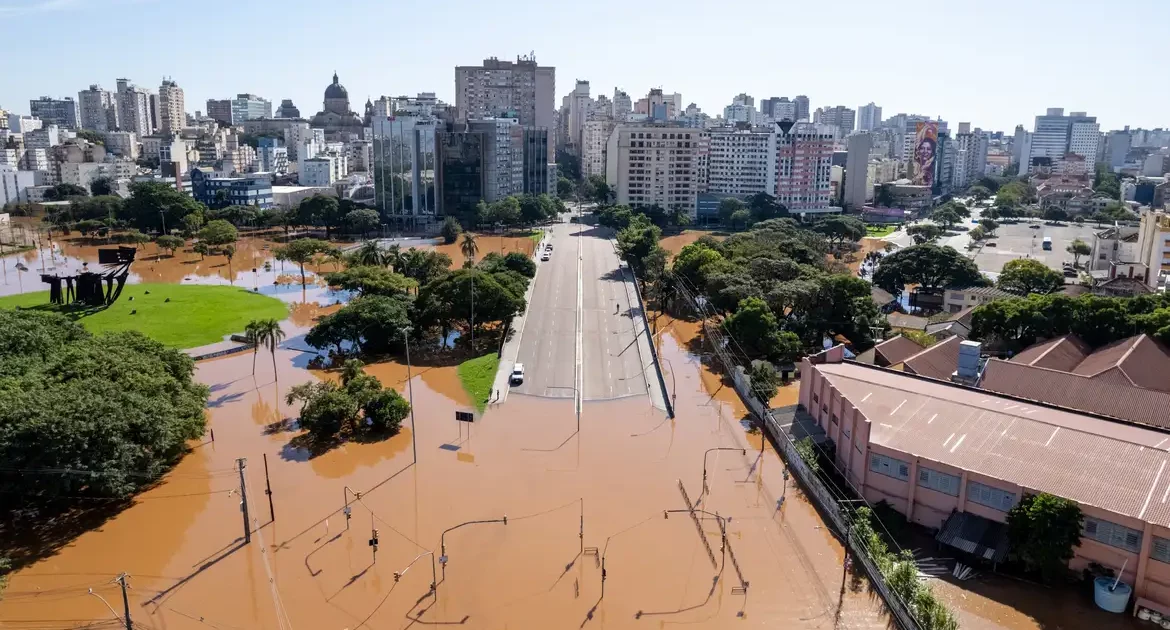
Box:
[775, 122, 834, 213]
[799, 345, 1170, 616]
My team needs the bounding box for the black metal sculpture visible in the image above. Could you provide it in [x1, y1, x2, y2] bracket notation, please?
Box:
[43, 247, 136, 307]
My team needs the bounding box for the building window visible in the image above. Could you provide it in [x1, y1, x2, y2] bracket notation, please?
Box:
[869, 453, 910, 482]
[1084, 517, 1143, 554]
[966, 481, 1016, 511]
[918, 467, 960, 496]
[1152, 537, 1170, 563]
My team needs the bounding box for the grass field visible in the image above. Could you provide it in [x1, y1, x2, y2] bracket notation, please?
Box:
[0, 283, 288, 349]
[865, 224, 897, 237]
[457, 353, 500, 412]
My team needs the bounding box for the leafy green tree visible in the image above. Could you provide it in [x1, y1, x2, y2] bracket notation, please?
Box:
[616, 214, 662, 276]
[794, 437, 820, 474]
[872, 244, 988, 296]
[397, 248, 452, 286]
[1067, 238, 1090, 267]
[124, 229, 152, 248]
[585, 175, 611, 204]
[967, 184, 992, 201]
[417, 269, 526, 347]
[729, 208, 752, 229]
[155, 234, 184, 257]
[813, 216, 865, 250]
[43, 183, 89, 201]
[967, 225, 986, 241]
[1007, 493, 1083, 583]
[440, 216, 462, 244]
[193, 242, 209, 260]
[323, 266, 416, 297]
[123, 181, 205, 233]
[0, 311, 208, 504]
[997, 259, 1064, 295]
[223, 244, 237, 277]
[297, 194, 343, 237]
[598, 205, 635, 229]
[929, 207, 961, 231]
[906, 223, 942, 244]
[718, 198, 747, 226]
[345, 208, 381, 237]
[76, 219, 104, 236]
[672, 242, 725, 289]
[479, 251, 537, 278]
[978, 218, 999, 235]
[557, 176, 575, 199]
[89, 177, 114, 196]
[198, 219, 237, 248]
[722, 297, 801, 363]
[1044, 207, 1068, 221]
[745, 192, 787, 222]
[306, 294, 413, 356]
[748, 360, 781, 403]
[75, 129, 105, 145]
[274, 238, 331, 289]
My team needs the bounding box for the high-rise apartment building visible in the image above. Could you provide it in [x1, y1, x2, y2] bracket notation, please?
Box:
[951, 129, 989, 189]
[605, 124, 708, 218]
[206, 99, 233, 125]
[707, 126, 777, 196]
[1011, 125, 1031, 171]
[775, 123, 834, 213]
[582, 119, 616, 178]
[29, 97, 79, 130]
[812, 106, 856, 137]
[723, 93, 760, 125]
[843, 132, 871, 210]
[761, 97, 797, 122]
[612, 89, 632, 120]
[567, 80, 591, 152]
[1106, 131, 1132, 172]
[78, 85, 118, 132]
[231, 94, 273, 123]
[858, 103, 882, 131]
[455, 56, 555, 159]
[158, 78, 185, 134]
[115, 79, 153, 138]
[794, 95, 810, 122]
[1027, 108, 1098, 173]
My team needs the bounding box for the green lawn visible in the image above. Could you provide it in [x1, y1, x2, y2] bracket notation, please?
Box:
[457, 353, 500, 412]
[865, 224, 897, 237]
[0, 283, 288, 349]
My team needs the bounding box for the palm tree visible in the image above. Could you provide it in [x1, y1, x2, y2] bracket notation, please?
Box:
[252, 319, 286, 381]
[244, 320, 262, 376]
[325, 247, 344, 271]
[460, 233, 479, 266]
[224, 244, 236, 282]
[385, 244, 404, 272]
[352, 241, 383, 267]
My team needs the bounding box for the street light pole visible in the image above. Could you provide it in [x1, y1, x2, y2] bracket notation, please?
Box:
[403, 328, 417, 464]
[701, 447, 746, 498]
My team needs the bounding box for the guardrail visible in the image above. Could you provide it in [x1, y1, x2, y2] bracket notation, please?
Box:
[624, 264, 675, 419]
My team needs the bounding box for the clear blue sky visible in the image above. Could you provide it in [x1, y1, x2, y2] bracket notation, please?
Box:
[2, 0, 1166, 133]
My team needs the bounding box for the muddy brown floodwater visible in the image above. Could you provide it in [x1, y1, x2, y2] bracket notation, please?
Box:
[432, 232, 538, 268]
[2, 241, 894, 629]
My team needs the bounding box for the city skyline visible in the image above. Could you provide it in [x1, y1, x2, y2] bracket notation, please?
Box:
[0, 0, 1167, 133]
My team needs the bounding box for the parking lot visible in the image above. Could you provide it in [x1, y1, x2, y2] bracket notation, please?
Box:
[972, 220, 1099, 274]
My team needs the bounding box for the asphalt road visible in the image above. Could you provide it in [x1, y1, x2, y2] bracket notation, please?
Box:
[511, 214, 649, 402]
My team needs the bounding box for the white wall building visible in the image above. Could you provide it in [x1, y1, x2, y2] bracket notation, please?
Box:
[158, 78, 185, 134]
[0, 165, 37, 205]
[104, 131, 138, 159]
[612, 89, 632, 120]
[8, 114, 43, 133]
[1070, 118, 1102, 164]
[581, 119, 615, 178]
[951, 131, 989, 189]
[844, 132, 872, 210]
[24, 125, 60, 149]
[707, 126, 777, 196]
[116, 79, 153, 138]
[455, 56, 555, 159]
[299, 157, 336, 187]
[567, 80, 591, 152]
[605, 124, 708, 218]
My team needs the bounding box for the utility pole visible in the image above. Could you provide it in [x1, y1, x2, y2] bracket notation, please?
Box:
[262, 453, 274, 522]
[403, 329, 417, 463]
[117, 573, 132, 630]
[237, 458, 251, 544]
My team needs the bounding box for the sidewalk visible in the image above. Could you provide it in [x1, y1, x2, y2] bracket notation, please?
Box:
[618, 249, 669, 414]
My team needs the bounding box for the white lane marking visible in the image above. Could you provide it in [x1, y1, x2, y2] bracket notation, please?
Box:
[949, 434, 966, 453]
[861, 392, 872, 402]
[575, 222, 584, 410]
[1140, 460, 1167, 519]
[1157, 438, 1168, 449]
[1045, 427, 1060, 447]
[943, 433, 955, 447]
[927, 414, 937, 424]
[889, 399, 906, 416]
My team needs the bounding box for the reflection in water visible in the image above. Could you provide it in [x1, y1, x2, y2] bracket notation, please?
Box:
[2, 244, 908, 630]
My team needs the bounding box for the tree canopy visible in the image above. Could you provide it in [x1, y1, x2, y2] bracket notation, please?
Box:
[323, 266, 416, 297]
[871, 244, 988, 295]
[812, 216, 865, 250]
[440, 217, 462, 244]
[0, 311, 208, 504]
[124, 181, 205, 233]
[907, 223, 942, 244]
[286, 360, 409, 440]
[416, 269, 526, 347]
[996, 259, 1064, 295]
[345, 208, 381, 237]
[971, 292, 1170, 350]
[1007, 493, 1083, 583]
[198, 219, 238, 247]
[306, 294, 413, 356]
[274, 238, 331, 288]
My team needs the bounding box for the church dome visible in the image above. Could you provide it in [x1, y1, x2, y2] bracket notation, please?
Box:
[325, 72, 348, 100]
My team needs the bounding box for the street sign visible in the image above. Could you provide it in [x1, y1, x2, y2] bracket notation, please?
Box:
[455, 410, 474, 423]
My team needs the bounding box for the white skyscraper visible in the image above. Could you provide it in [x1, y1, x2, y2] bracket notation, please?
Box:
[707, 126, 777, 196]
[567, 80, 591, 152]
[116, 79, 153, 138]
[858, 103, 882, 132]
[158, 78, 186, 134]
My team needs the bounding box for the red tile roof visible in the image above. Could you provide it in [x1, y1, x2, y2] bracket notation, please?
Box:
[901, 336, 962, 381]
[1011, 334, 1090, 371]
[980, 359, 1170, 430]
[872, 335, 925, 366]
[1012, 334, 1170, 393]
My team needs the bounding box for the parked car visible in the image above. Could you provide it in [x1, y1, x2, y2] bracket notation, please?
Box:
[541, 253, 551, 261]
[510, 363, 525, 385]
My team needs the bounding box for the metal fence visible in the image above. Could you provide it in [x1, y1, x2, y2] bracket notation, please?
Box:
[721, 331, 922, 630]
